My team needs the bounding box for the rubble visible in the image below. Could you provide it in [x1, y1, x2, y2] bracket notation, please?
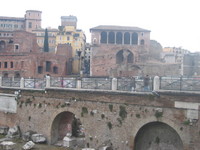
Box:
[22, 131, 37, 142]
[22, 141, 35, 150]
[0, 141, 16, 150]
[6, 126, 21, 138]
[0, 126, 9, 135]
[31, 134, 46, 143]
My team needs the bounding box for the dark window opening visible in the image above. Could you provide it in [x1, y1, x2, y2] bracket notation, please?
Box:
[108, 32, 115, 44]
[0, 41, 6, 51]
[53, 66, 58, 74]
[29, 22, 32, 28]
[38, 66, 43, 74]
[116, 50, 124, 64]
[3, 73, 8, 78]
[124, 32, 130, 44]
[0, 62, 1, 68]
[10, 62, 13, 68]
[116, 32, 122, 44]
[116, 49, 134, 64]
[100, 31, 107, 43]
[140, 39, 145, 45]
[46, 61, 51, 72]
[15, 45, 19, 51]
[4, 62, 7, 68]
[15, 73, 20, 78]
[132, 33, 138, 45]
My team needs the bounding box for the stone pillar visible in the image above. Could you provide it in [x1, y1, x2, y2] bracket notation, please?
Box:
[20, 77, 24, 88]
[46, 76, 50, 88]
[112, 78, 118, 91]
[122, 32, 124, 45]
[77, 78, 82, 89]
[153, 76, 160, 91]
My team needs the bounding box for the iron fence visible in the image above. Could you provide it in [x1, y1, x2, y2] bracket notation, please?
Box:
[117, 77, 153, 92]
[81, 77, 112, 90]
[24, 78, 46, 89]
[160, 77, 200, 91]
[50, 77, 76, 88]
[2, 77, 20, 87]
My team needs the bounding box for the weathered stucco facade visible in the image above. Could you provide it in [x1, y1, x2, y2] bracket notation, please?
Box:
[0, 87, 200, 150]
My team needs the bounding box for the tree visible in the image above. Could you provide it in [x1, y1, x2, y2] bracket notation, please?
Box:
[43, 28, 49, 52]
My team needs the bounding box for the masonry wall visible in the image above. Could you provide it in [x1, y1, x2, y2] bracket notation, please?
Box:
[0, 88, 199, 150]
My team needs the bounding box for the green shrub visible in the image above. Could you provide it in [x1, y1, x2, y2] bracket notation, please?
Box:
[119, 106, 127, 120]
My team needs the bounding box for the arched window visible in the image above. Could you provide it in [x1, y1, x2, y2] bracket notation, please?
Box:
[124, 32, 130, 44]
[116, 49, 134, 64]
[108, 32, 115, 44]
[116, 32, 122, 44]
[100, 31, 107, 44]
[140, 39, 145, 45]
[132, 33, 138, 45]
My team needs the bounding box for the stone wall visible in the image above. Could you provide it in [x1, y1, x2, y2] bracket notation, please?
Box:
[0, 88, 200, 149]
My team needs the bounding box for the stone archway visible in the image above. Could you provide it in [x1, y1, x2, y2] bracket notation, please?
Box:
[134, 121, 183, 150]
[50, 111, 83, 144]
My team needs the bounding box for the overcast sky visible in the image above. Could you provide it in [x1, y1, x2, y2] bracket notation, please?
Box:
[1, 0, 200, 52]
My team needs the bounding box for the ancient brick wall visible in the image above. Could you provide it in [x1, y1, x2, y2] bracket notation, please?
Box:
[0, 88, 199, 150]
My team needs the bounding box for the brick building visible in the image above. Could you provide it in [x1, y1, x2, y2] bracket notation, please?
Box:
[0, 30, 72, 78]
[90, 25, 151, 77]
[90, 25, 183, 77]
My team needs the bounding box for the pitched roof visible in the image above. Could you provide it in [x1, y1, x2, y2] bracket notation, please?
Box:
[90, 25, 150, 32]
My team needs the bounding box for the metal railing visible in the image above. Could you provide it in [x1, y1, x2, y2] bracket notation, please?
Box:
[160, 77, 200, 91]
[2, 77, 20, 87]
[117, 77, 153, 92]
[50, 77, 76, 88]
[24, 78, 46, 89]
[81, 77, 112, 90]
[1, 76, 200, 92]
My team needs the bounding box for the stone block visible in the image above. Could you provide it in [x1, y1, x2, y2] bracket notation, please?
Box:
[31, 134, 46, 143]
[22, 141, 35, 150]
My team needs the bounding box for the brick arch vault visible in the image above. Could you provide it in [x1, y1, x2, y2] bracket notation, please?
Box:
[47, 109, 84, 144]
[132, 117, 184, 150]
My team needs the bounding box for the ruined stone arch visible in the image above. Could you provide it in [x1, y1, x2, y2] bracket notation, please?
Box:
[116, 49, 133, 64]
[108, 32, 115, 44]
[134, 121, 183, 150]
[132, 32, 138, 45]
[124, 32, 130, 44]
[100, 31, 107, 44]
[116, 32, 122, 44]
[50, 111, 84, 144]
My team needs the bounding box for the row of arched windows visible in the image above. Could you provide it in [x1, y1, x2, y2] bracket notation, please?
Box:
[100, 31, 145, 45]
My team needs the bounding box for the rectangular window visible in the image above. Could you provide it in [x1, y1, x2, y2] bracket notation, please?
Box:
[38, 66, 43, 74]
[46, 61, 51, 72]
[14, 44, 19, 51]
[10, 62, 13, 68]
[4, 62, 7, 68]
[0, 62, 1, 68]
[29, 22, 32, 28]
[67, 37, 70, 41]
